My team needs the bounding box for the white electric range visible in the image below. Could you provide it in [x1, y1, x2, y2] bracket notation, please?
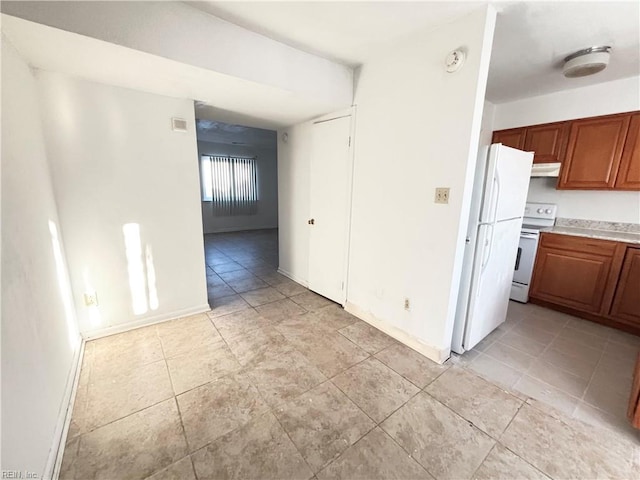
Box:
[510, 202, 558, 303]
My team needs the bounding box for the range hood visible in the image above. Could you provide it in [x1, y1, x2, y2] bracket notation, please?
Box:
[531, 162, 561, 177]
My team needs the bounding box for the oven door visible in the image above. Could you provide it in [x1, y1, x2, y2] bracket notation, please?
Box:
[513, 232, 539, 285]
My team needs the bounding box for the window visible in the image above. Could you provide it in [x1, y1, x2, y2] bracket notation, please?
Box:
[200, 155, 258, 216]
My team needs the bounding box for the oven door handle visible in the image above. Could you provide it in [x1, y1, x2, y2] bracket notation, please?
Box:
[515, 247, 522, 271]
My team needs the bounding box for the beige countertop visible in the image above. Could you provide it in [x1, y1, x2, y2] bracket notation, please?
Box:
[541, 226, 640, 245]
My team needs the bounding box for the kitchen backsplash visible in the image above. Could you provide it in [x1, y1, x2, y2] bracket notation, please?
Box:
[555, 217, 640, 234]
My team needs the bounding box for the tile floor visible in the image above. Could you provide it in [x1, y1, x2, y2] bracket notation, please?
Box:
[59, 230, 640, 479]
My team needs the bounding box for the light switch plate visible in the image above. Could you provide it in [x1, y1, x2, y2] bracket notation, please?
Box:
[435, 187, 450, 204]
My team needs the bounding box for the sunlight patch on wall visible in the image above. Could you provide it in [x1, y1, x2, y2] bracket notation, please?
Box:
[48, 220, 80, 349]
[123, 223, 160, 315]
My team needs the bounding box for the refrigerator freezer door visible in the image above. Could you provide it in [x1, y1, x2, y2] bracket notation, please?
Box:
[463, 219, 523, 350]
[480, 144, 534, 223]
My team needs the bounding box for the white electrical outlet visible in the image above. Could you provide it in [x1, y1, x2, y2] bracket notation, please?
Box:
[404, 298, 410, 311]
[435, 187, 450, 204]
[84, 292, 98, 307]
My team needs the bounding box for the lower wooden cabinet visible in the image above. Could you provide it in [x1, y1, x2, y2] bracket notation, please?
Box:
[530, 233, 640, 335]
[610, 247, 640, 325]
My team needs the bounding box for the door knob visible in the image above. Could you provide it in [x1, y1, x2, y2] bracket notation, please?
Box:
[308, 218, 315, 225]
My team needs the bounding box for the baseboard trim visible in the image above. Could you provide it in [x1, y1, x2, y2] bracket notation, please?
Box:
[345, 301, 450, 364]
[277, 268, 309, 288]
[45, 337, 85, 480]
[82, 304, 211, 340]
[203, 225, 278, 234]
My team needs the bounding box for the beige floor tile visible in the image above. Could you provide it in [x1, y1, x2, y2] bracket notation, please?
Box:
[290, 291, 334, 311]
[473, 444, 550, 480]
[316, 427, 431, 480]
[509, 322, 557, 345]
[240, 287, 286, 307]
[59, 437, 80, 480]
[246, 350, 326, 408]
[513, 375, 579, 416]
[375, 343, 449, 388]
[74, 359, 173, 434]
[208, 283, 235, 298]
[499, 330, 547, 356]
[557, 326, 607, 350]
[145, 457, 196, 480]
[607, 328, 640, 348]
[583, 379, 630, 418]
[71, 399, 187, 480]
[603, 339, 640, 364]
[521, 309, 570, 333]
[332, 357, 419, 423]
[338, 321, 396, 354]
[500, 404, 635, 479]
[191, 412, 313, 480]
[156, 314, 222, 358]
[227, 275, 269, 293]
[572, 401, 640, 445]
[207, 294, 251, 318]
[538, 346, 598, 380]
[275, 381, 375, 473]
[225, 326, 295, 366]
[468, 353, 524, 390]
[218, 269, 254, 282]
[308, 305, 359, 331]
[273, 278, 308, 297]
[210, 308, 269, 340]
[425, 367, 523, 437]
[275, 312, 332, 338]
[526, 359, 589, 398]
[566, 318, 614, 338]
[211, 261, 244, 274]
[255, 298, 307, 320]
[381, 392, 495, 480]
[256, 270, 290, 285]
[177, 373, 269, 451]
[166, 342, 240, 394]
[91, 326, 163, 375]
[484, 341, 536, 372]
[290, 330, 369, 377]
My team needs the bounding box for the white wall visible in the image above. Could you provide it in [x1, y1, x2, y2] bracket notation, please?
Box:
[1, 38, 80, 478]
[277, 122, 312, 285]
[346, 6, 496, 361]
[36, 71, 209, 337]
[493, 76, 640, 223]
[277, 7, 496, 361]
[198, 140, 278, 234]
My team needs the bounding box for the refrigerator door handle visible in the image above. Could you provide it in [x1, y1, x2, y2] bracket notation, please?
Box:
[481, 224, 495, 273]
[490, 170, 501, 223]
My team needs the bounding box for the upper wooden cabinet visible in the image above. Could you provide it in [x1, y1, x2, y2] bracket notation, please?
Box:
[523, 121, 569, 164]
[491, 111, 639, 190]
[615, 113, 640, 190]
[492, 128, 525, 150]
[558, 113, 631, 189]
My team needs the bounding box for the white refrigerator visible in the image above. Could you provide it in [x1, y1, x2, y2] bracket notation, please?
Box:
[451, 143, 533, 354]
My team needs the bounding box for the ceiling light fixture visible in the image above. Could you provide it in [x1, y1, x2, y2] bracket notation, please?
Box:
[562, 46, 611, 78]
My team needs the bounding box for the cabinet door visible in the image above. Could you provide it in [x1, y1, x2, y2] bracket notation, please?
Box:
[524, 122, 569, 164]
[530, 247, 613, 313]
[558, 113, 631, 189]
[610, 247, 640, 325]
[615, 113, 640, 190]
[492, 128, 525, 149]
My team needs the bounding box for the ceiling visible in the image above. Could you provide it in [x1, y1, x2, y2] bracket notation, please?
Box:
[191, 1, 640, 103]
[196, 118, 277, 147]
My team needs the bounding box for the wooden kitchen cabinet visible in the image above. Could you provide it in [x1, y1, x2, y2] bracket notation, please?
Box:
[492, 128, 525, 149]
[615, 113, 640, 189]
[523, 121, 569, 164]
[610, 247, 640, 326]
[557, 113, 631, 189]
[530, 234, 616, 313]
[530, 233, 640, 336]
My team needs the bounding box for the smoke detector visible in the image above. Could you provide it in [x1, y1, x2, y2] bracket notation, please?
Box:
[563, 46, 611, 78]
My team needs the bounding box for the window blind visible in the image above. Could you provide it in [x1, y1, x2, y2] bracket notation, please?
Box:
[201, 155, 258, 216]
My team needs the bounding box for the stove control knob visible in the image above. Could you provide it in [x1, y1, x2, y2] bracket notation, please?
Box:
[537, 208, 544, 213]
[545, 208, 552, 214]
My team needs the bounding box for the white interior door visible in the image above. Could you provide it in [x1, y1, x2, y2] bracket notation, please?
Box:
[308, 114, 353, 305]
